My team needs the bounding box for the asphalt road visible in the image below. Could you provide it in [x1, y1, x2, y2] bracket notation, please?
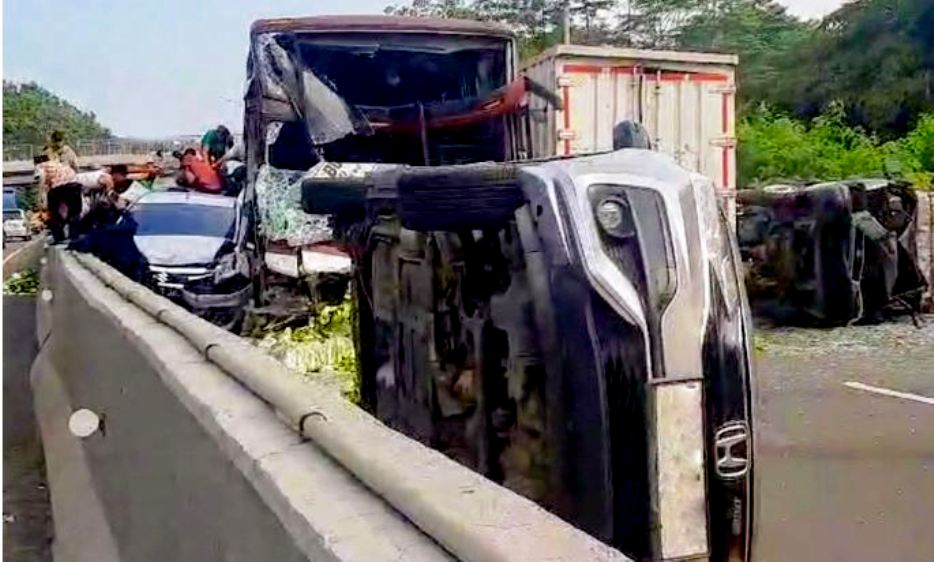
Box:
[3, 295, 51, 562]
[754, 317, 934, 562]
[4, 238, 31, 255]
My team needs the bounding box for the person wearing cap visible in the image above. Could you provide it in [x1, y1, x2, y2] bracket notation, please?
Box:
[42, 130, 79, 172]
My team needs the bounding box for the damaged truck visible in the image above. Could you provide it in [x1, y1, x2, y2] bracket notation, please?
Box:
[736, 179, 928, 326]
[243, 15, 755, 562]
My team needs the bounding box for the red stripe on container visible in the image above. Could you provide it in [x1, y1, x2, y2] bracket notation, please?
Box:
[722, 148, 730, 190]
[564, 64, 727, 82]
[645, 71, 728, 82]
[721, 92, 730, 133]
[562, 84, 571, 155]
[722, 90, 731, 189]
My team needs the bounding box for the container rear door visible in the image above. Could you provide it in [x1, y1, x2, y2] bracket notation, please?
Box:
[524, 58, 560, 158]
[556, 64, 641, 157]
[640, 68, 736, 202]
[555, 61, 736, 199]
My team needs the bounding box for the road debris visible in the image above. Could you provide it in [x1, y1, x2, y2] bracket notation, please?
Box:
[3, 269, 38, 295]
[252, 298, 359, 403]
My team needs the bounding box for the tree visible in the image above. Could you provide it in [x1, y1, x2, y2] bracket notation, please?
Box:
[384, 0, 933, 136]
[763, 0, 934, 136]
[2, 81, 112, 148]
[385, 0, 621, 58]
[623, 0, 703, 47]
[674, 0, 812, 105]
[384, 0, 480, 18]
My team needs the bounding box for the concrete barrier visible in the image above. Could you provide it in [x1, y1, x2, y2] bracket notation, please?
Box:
[33, 249, 628, 562]
[34, 250, 451, 562]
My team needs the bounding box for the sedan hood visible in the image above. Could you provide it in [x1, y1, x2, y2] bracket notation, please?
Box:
[134, 235, 226, 267]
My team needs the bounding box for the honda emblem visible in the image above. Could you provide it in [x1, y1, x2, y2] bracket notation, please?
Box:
[714, 421, 749, 480]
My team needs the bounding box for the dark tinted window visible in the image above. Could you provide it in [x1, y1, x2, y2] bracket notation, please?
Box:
[4, 210, 23, 221]
[132, 203, 235, 238]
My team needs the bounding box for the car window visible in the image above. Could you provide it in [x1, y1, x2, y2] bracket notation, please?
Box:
[4, 210, 23, 221]
[132, 203, 235, 238]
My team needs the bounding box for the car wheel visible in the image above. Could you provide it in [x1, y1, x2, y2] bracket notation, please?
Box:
[396, 163, 525, 231]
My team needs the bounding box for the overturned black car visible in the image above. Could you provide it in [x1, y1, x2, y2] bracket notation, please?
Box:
[305, 150, 756, 562]
[736, 179, 928, 326]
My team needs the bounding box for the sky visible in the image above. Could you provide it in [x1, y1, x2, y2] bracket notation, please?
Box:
[3, 0, 846, 139]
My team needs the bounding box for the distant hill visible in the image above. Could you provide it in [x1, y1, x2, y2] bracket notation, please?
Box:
[3, 81, 112, 147]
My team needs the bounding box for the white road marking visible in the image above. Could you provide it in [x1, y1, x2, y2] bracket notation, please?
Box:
[844, 381, 934, 406]
[3, 245, 25, 265]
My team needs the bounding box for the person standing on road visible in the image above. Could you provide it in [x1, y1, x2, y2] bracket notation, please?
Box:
[201, 125, 234, 165]
[42, 130, 79, 172]
[35, 154, 80, 242]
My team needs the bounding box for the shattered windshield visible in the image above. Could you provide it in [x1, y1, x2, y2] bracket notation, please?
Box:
[250, 31, 511, 166]
[295, 36, 507, 108]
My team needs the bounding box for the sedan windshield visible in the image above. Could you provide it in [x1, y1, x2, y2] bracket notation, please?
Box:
[132, 203, 235, 238]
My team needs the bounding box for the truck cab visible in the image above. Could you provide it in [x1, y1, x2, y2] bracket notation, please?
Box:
[243, 16, 537, 301]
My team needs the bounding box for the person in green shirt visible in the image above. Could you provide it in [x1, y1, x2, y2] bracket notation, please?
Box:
[200, 125, 233, 164]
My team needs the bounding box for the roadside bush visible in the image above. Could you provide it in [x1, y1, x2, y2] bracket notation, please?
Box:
[738, 102, 934, 189]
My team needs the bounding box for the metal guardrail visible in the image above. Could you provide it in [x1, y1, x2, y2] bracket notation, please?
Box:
[3, 144, 36, 162]
[3, 135, 242, 162]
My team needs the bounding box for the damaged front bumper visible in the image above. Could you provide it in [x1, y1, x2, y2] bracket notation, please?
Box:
[146, 265, 251, 328]
[181, 283, 251, 309]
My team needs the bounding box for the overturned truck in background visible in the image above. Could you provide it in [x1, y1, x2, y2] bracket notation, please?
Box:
[736, 179, 928, 326]
[244, 15, 754, 561]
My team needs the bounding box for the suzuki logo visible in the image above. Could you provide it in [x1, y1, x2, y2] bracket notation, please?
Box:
[714, 421, 750, 480]
[154, 271, 169, 284]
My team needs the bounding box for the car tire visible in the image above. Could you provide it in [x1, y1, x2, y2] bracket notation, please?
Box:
[301, 177, 368, 216]
[397, 163, 525, 231]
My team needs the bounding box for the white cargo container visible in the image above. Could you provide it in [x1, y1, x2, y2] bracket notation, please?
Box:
[522, 44, 738, 201]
